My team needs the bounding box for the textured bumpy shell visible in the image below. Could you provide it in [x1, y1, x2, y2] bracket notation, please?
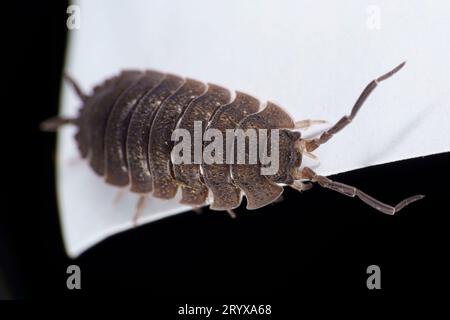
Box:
[73, 70, 301, 210]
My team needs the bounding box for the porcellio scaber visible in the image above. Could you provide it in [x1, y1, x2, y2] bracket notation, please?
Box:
[41, 62, 424, 219]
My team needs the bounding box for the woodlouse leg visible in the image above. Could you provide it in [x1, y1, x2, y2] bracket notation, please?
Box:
[133, 196, 146, 226]
[226, 209, 237, 219]
[294, 119, 327, 129]
[64, 74, 88, 102]
[113, 189, 125, 206]
[290, 180, 313, 193]
[192, 207, 203, 215]
[304, 61, 406, 152]
[66, 156, 83, 167]
[301, 167, 424, 215]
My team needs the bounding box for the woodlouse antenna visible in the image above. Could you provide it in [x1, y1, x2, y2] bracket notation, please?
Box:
[304, 61, 407, 152]
[293, 62, 425, 215]
[300, 167, 424, 215]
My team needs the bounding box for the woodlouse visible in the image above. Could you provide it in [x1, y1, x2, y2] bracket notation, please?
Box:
[42, 62, 424, 220]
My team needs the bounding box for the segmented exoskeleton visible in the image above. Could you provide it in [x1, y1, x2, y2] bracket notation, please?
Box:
[42, 62, 424, 220]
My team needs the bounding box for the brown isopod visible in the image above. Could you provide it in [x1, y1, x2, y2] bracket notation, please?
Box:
[41, 62, 424, 221]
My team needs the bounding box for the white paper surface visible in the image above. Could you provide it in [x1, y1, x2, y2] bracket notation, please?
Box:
[58, 0, 450, 257]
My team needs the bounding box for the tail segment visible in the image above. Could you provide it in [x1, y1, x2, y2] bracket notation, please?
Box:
[40, 73, 86, 132]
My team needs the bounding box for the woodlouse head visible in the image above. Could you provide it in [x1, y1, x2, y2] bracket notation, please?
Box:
[291, 132, 307, 181]
[265, 129, 303, 185]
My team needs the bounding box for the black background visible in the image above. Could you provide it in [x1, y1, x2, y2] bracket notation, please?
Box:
[3, 0, 449, 308]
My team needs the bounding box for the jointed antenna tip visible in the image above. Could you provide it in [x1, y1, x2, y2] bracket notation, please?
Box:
[377, 61, 407, 82]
